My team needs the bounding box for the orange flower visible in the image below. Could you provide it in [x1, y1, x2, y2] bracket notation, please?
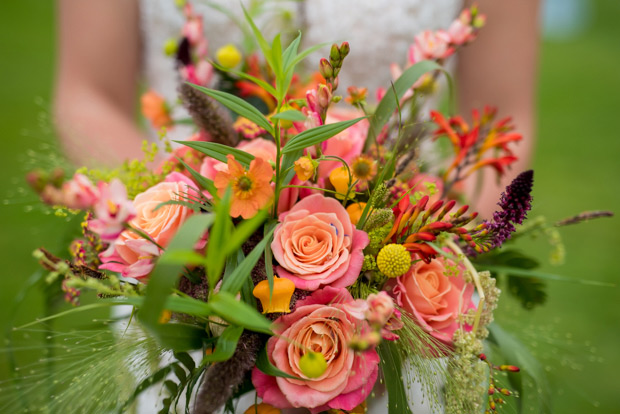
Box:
[141, 90, 172, 129]
[294, 156, 316, 181]
[214, 155, 273, 219]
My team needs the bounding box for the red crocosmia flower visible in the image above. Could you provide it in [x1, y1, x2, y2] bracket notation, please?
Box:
[430, 106, 522, 183]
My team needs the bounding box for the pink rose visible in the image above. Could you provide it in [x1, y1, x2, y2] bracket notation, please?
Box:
[387, 257, 475, 345]
[99, 172, 196, 280]
[271, 194, 369, 291]
[252, 287, 379, 413]
[365, 291, 395, 327]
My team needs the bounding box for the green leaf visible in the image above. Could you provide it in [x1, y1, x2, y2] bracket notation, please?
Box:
[177, 140, 255, 168]
[208, 291, 273, 334]
[281, 32, 302, 72]
[224, 209, 268, 257]
[154, 323, 206, 351]
[286, 42, 331, 73]
[280, 149, 304, 186]
[242, 4, 274, 71]
[120, 365, 174, 412]
[270, 109, 307, 122]
[111, 295, 212, 318]
[271, 33, 283, 79]
[174, 156, 218, 198]
[483, 265, 615, 287]
[507, 275, 547, 309]
[210, 60, 277, 97]
[207, 189, 233, 293]
[174, 351, 197, 373]
[264, 220, 277, 301]
[367, 60, 444, 142]
[378, 341, 412, 414]
[157, 250, 205, 266]
[256, 346, 302, 380]
[203, 325, 244, 362]
[186, 83, 274, 135]
[139, 214, 215, 335]
[221, 225, 275, 295]
[282, 117, 366, 154]
[488, 324, 552, 414]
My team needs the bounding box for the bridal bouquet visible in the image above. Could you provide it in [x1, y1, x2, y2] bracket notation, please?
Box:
[15, 3, 611, 414]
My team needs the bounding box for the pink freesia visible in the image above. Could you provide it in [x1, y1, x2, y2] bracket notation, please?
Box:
[387, 257, 475, 345]
[408, 30, 453, 64]
[182, 14, 204, 45]
[98, 172, 196, 281]
[61, 174, 100, 210]
[88, 179, 135, 241]
[271, 194, 369, 291]
[448, 17, 474, 45]
[252, 287, 380, 413]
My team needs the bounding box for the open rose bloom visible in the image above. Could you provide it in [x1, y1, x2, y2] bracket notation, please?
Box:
[252, 287, 380, 413]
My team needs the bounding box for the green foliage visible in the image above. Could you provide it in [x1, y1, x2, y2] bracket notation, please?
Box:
[282, 117, 366, 153]
[270, 109, 307, 122]
[206, 189, 233, 293]
[221, 225, 275, 295]
[256, 345, 301, 380]
[208, 291, 273, 334]
[203, 325, 244, 362]
[174, 156, 219, 198]
[186, 83, 274, 135]
[378, 341, 412, 414]
[487, 324, 552, 414]
[367, 60, 446, 142]
[139, 214, 215, 349]
[177, 140, 255, 167]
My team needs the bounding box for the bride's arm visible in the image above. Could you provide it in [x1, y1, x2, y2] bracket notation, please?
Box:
[458, 0, 540, 218]
[55, 0, 147, 166]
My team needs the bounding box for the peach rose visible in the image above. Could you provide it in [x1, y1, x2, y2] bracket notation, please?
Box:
[99, 172, 196, 280]
[271, 194, 369, 291]
[252, 287, 379, 413]
[387, 257, 475, 345]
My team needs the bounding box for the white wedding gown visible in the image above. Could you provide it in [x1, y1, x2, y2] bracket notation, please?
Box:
[137, 0, 461, 412]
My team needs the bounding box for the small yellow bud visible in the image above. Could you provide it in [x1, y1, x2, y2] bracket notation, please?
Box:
[299, 351, 327, 378]
[329, 167, 351, 200]
[244, 403, 281, 414]
[163, 38, 178, 56]
[294, 156, 316, 181]
[158, 310, 172, 324]
[346, 202, 367, 225]
[216, 44, 242, 68]
[376, 244, 411, 278]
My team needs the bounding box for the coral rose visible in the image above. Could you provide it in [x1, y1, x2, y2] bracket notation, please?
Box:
[99, 172, 196, 280]
[387, 256, 475, 345]
[271, 194, 369, 291]
[252, 287, 380, 413]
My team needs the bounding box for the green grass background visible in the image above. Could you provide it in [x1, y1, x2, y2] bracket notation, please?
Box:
[0, 1, 618, 413]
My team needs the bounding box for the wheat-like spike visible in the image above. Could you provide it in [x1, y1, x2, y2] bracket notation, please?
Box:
[179, 83, 239, 147]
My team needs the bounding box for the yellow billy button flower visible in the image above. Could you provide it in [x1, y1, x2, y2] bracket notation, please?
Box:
[346, 202, 367, 225]
[299, 351, 328, 378]
[376, 243, 411, 278]
[216, 44, 242, 68]
[329, 166, 351, 200]
[252, 277, 296, 314]
[244, 403, 281, 414]
[294, 156, 317, 181]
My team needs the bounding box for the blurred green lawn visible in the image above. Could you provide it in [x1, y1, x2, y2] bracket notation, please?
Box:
[1, 1, 618, 413]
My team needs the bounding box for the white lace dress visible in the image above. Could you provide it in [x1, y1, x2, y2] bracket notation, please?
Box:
[137, 1, 462, 412]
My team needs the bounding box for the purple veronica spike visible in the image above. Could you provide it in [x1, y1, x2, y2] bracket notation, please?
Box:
[486, 170, 534, 248]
